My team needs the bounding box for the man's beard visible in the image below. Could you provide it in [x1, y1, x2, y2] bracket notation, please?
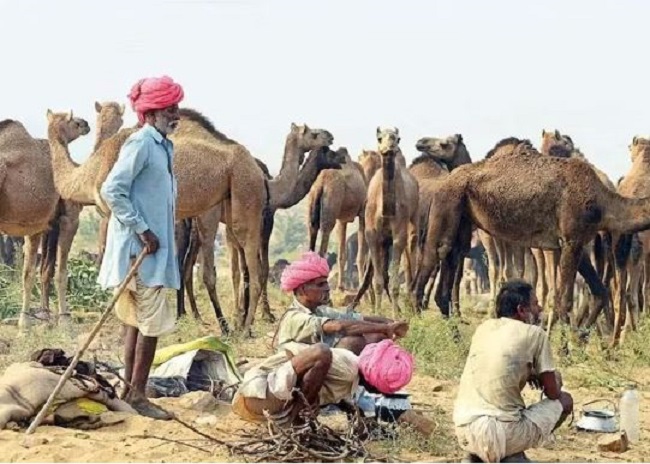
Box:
[154, 115, 178, 135]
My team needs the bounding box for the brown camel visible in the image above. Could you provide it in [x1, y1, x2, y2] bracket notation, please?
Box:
[407, 134, 472, 313]
[3, 111, 89, 329]
[39, 103, 124, 323]
[353, 127, 419, 316]
[307, 147, 367, 291]
[178, 141, 343, 332]
[432, 139, 650, 347]
[615, 135, 650, 343]
[537, 129, 617, 331]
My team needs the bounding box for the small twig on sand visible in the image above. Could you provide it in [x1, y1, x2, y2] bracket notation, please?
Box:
[130, 434, 212, 453]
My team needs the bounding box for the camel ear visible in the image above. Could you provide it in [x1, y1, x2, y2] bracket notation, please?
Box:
[542, 129, 547, 137]
[633, 136, 638, 146]
[300, 124, 309, 135]
[95, 101, 102, 113]
[454, 134, 463, 144]
[554, 129, 561, 140]
[376, 126, 382, 139]
[46, 109, 54, 122]
[119, 103, 125, 115]
[67, 110, 74, 121]
[291, 122, 298, 132]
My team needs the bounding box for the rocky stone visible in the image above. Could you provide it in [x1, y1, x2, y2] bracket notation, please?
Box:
[597, 431, 629, 453]
[178, 391, 218, 412]
[195, 414, 219, 426]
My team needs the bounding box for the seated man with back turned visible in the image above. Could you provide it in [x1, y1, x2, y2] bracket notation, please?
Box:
[453, 279, 573, 463]
[272, 252, 409, 354]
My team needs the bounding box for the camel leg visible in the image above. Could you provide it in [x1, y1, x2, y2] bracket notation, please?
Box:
[240, 237, 262, 333]
[622, 254, 642, 343]
[226, 229, 241, 319]
[175, 218, 192, 319]
[532, 249, 548, 310]
[335, 221, 347, 292]
[404, 219, 418, 299]
[644, 254, 650, 313]
[365, 229, 383, 314]
[54, 202, 81, 325]
[193, 216, 230, 333]
[389, 236, 406, 318]
[18, 234, 41, 331]
[97, 214, 109, 266]
[356, 213, 367, 293]
[183, 222, 204, 323]
[482, 233, 500, 305]
[513, 245, 526, 278]
[554, 243, 582, 332]
[258, 209, 276, 323]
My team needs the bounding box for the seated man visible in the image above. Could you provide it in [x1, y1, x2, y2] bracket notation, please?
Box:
[232, 342, 360, 425]
[453, 279, 573, 463]
[274, 251, 409, 355]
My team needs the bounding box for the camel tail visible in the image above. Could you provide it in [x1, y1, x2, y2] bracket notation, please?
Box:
[308, 189, 323, 252]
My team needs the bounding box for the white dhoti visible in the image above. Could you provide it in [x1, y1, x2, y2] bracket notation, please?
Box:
[455, 399, 564, 463]
[114, 271, 175, 337]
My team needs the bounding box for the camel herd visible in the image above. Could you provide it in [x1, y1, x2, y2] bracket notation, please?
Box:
[1, 102, 649, 349]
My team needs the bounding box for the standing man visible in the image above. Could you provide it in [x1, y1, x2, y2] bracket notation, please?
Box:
[98, 75, 184, 420]
[453, 279, 573, 463]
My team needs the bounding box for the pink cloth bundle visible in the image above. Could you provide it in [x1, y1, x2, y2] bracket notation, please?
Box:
[280, 251, 330, 292]
[358, 339, 414, 394]
[127, 75, 185, 124]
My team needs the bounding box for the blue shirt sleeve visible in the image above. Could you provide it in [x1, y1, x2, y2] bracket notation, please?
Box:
[100, 137, 151, 234]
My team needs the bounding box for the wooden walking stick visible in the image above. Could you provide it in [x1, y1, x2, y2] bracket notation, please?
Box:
[25, 249, 148, 435]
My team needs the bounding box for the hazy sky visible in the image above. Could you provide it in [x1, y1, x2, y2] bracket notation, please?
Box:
[2, 0, 648, 182]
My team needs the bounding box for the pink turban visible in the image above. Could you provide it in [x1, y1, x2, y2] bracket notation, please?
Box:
[358, 339, 414, 394]
[127, 75, 185, 124]
[280, 251, 330, 292]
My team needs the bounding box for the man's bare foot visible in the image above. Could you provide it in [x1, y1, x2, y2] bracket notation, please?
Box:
[125, 393, 173, 420]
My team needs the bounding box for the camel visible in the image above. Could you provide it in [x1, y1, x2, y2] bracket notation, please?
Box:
[0, 111, 90, 330]
[431, 138, 650, 346]
[178, 142, 344, 332]
[352, 127, 419, 316]
[307, 147, 367, 291]
[615, 135, 650, 343]
[407, 134, 472, 313]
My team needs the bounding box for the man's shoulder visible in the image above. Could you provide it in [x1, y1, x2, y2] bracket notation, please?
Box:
[124, 126, 159, 148]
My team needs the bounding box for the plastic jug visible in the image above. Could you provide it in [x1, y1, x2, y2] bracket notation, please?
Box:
[619, 387, 640, 442]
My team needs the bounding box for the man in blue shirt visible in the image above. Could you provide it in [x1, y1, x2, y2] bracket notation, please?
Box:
[98, 76, 184, 420]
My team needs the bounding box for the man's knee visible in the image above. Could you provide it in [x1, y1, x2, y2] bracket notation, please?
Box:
[313, 342, 332, 366]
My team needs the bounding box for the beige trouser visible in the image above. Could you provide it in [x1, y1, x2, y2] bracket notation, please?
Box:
[455, 399, 564, 463]
[114, 271, 175, 338]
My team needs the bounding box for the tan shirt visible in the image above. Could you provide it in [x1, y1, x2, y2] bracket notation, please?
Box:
[453, 318, 556, 427]
[272, 299, 363, 350]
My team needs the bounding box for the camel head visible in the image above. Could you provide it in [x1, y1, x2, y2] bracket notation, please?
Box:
[95, 101, 125, 142]
[376, 126, 400, 155]
[289, 123, 334, 153]
[46, 109, 91, 143]
[320, 146, 348, 169]
[415, 134, 470, 168]
[629, 135, 650, 163]
[541, 129, 574, 158]
[358, 149, 380, 180]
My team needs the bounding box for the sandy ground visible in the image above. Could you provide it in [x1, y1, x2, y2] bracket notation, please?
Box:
[1, 307, 649, 462]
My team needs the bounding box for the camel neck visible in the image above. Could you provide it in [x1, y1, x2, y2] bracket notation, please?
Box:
[381, 153, 397, 217]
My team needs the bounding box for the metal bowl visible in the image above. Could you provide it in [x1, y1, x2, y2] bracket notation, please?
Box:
[576, 409, 618, 433]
